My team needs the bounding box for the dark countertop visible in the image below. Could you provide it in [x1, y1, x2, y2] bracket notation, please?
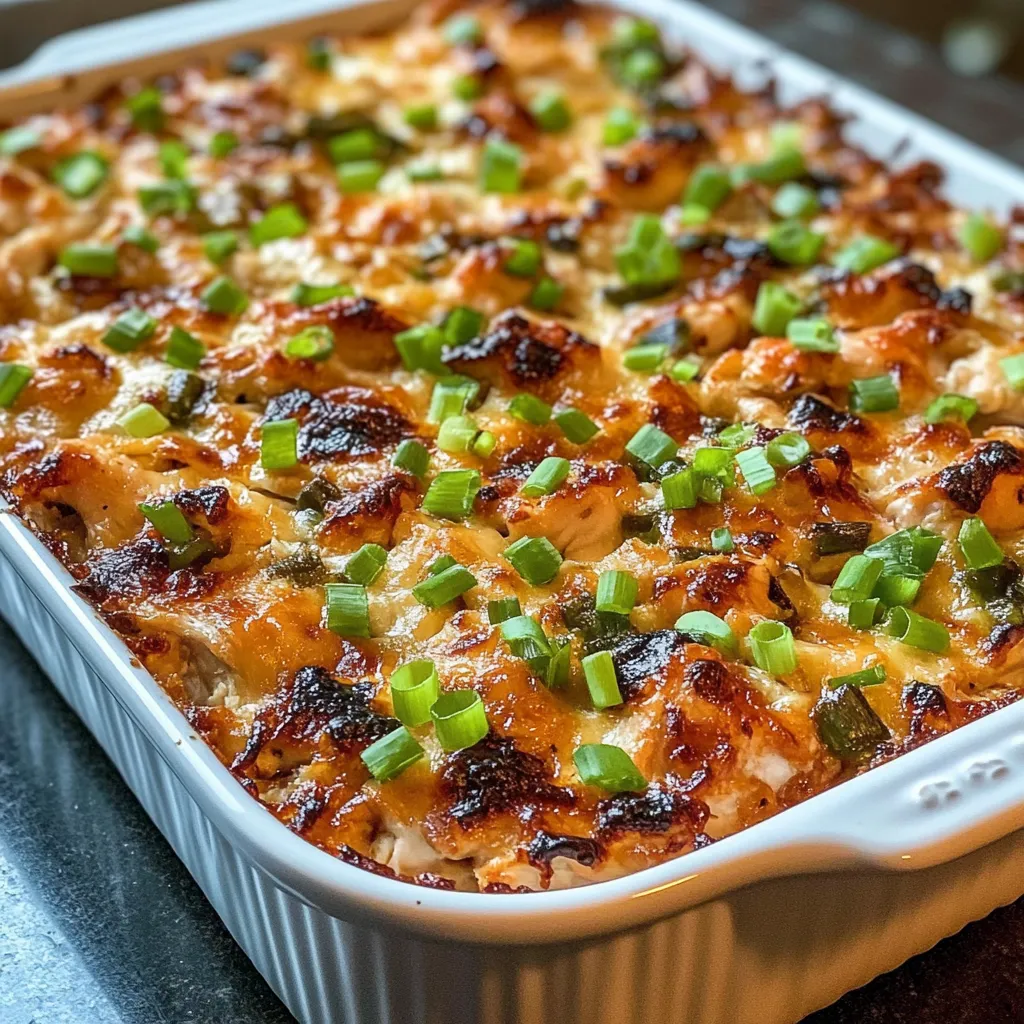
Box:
[2, 2, 1024, 1023]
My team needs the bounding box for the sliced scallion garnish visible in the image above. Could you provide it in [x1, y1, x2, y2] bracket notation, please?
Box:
[390, 660, 441, 727]
[573, 743, 645, 792]
[431, 690, 489, 752]
[324, 582, 371, 638]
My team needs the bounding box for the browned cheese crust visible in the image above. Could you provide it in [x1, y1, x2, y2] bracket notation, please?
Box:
[2, 0, 1024, 891]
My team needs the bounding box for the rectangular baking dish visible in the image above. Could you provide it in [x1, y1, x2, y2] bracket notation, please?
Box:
[2, 1, 1024, 1021]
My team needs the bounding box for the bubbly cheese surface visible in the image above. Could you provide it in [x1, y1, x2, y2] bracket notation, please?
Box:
[2, 0, 1024, 892]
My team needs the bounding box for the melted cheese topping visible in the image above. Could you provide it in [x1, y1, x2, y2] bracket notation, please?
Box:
[1, 0, 1024, 893]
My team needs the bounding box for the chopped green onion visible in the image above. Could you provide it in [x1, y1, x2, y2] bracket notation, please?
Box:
[873, 572, 921, 607]
[675, 609, 738, 655]
[771, 182, 820, 219]
[623, 343, 668, 372]
[164, 326, 206, 372]
[291, 281, 353, 306]
[603, 106, 641, 146]
[487, 596, 522, 624]
[693, 446, 736, 485]
[443, 12, 483, 46]
[392, 438, 430, 478]
[0, 364, 32, 408]
[736, 148, 805, 185]
[530, 90, 571, 132]
[528, 277, 564, 312]
[118, 402, 169, 438]
[508, 393, 552, 425]
[849, 375, 899, 413]
[166, 370, 205, 425]
[361, 726, 423, 782]
[324, 582, 370, 638]
[596, 570, 638, 615]
[684, 164, 732, 212]
[554, 407, 599, 444]
[472, 430, 496, 457]
[390, 660, 440, 727]
[260, 418, 299, 471]
[848, 597, 884, 630]
[670, 356, 701, 382]
[102, 307, 157, 353]
[429, 555, 458, 576]
[812, 684, 890, 759]
[765, 432, 811, 469]
[403, 104, 438, 131]
[582, 649, 623, 708]
[139, 500, 192, 544]
[442, 306, 484, 346]
[338, 159, 385, 193]
[711, 527, 734, 553]
[58, 244, 118, 278]
[327, 128, 382, 164]
[610, 15, 661, 48]
[718, 423, 755, 447]
[960, 212, 1003, 263]
[126, 87, 164, 132]
[504, 535, 562, 586]
[766, 220, 825, 266]
[203, 230, 238, 264]
[344, 543, 388, 586]
[864, 527, 943, 575]
[122, 224, 159, 253]
[53, 151, 109, 198]
[885, 607, 950, 653]
[395, 324, 445, 373]
[284, 325, 334, 361]
[787, 318, 838, 353]
[158, 140, 189, 179]
[735, 446, 777, 495]
[521, 456, 570, 498]
[830, 554, 884, 604]
[480, 137, 522, 194]
[503, 238, 542, 277]
[431, 690, 489, 752]
[138, 179, 196, 216]
[924, 393, 978, 425]
[412, 562, 477, 607]
[0, 125, 41, 156]
[620, 48, 665, 90]
[201, 276, 248, 316]
[436, 414, 479, 453]
[209, 130, 239, 158]
[679, 204, 710, 226]
[748, 619, 798, 675]
[752, 281, 802, 336]
[452, 74, 484, 101]
[573, 743, 645, 793]
[428, 376, 478, 423]
[500, 615, 550, 661]
[422, 468, 481, 520]
[625, 423, 678, 469]
[833, 235, 900, 274]
[1000, 354, 1024, 391]
[250, 202, 307, 246]
[958, 517, 1003, 570]
[661, 467, 697, 510]
[614, 213, 681, 292]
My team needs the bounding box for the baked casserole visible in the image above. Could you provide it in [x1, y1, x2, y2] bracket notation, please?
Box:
[2, 0, 1024, 892]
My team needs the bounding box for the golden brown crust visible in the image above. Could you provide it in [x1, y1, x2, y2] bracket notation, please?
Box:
[1, 0, 1023, 892]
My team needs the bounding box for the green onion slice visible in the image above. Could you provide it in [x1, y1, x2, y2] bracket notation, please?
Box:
[487, 596, 522, 624]
[752, 281, 802, 336]
[118, 402, 169, 438]
[291, 282, 354, 306]
[53, 151, 109, 198]
[885, 607, 950, 653]
[829, 664, 886, 689]
[0, 364, 32, 408]
[412, 563, 478, 608]
[325, 582, 370, 637]
[833, 235, 899, 274]
[201, 276, 249, 316]
[830, 554, 884, 604]
[390, 660, 441, 727]
[250, 202, 308, 246]
[849, 375, 899, 413]
[748, 619, 798, 675]
[625, 423, 678, 469]
[596, 570, 638, 615]
[431, 690, 489, 752]
[674, 609, 737, 655]
[508, 393, 552, 425]
[284, 325, 334, 361]
[480, 137, 522, 194]
[395, 324, 445, 374]
[422, 469, 481, 520]
[582, 649, 623, 708]
[102, 308, 157, 353]
[344, 543, 388, 586]
[735, 446, 777, 495]
[361, 726, 424, 782]
[787, 318, 838, 353]
[554, 408, 599, 444]
[711, 527, 734, 553]
[958, 517, 1003, 570]
[848, 597, 884, 630]
[521, 457, 570, 498]
[573, 743, 646, 793]
[661, 468, 697, 510]
[392, 439, 430, 479]
[139, 500, 193, 544]
[960, 212, 1003, 263]
[260, 418, 299, 471]
[765, 432, 811, 469]
[924, 393, 978, 425]
[58, 244, 119, 278]
[504, 535, 562, 586]
[437, 414, 479, 454]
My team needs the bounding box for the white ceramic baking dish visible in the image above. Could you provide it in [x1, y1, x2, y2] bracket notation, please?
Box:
[2, 1, 1024, 1021]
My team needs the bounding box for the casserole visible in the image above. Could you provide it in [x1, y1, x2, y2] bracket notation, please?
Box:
[2, 0, 1024, 1020]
